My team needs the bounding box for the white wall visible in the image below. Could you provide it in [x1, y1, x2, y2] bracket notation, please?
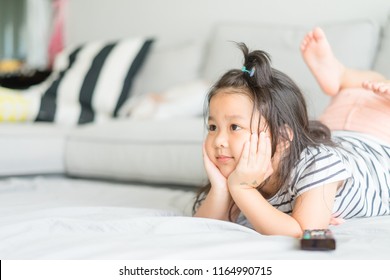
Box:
[65, 0, 390, 47]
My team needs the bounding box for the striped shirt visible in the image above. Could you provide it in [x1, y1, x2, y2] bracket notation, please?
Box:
[268, 130, 390, 219]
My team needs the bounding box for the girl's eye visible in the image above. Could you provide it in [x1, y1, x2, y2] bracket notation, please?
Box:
[231, 124, 241, 131]
[208, 124, 217, 131]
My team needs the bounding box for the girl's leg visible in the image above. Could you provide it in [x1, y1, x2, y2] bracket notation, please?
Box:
[301, 27, 387, 96]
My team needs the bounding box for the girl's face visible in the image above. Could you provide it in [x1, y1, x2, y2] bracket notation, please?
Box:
[205, 90, 268, 178]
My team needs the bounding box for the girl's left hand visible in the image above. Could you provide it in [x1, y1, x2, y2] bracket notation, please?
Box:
[228, 131, 273, 189]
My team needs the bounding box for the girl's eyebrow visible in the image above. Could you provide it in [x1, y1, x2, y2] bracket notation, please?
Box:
[208, 115, 247, 122]
[225, 115, 246, 121]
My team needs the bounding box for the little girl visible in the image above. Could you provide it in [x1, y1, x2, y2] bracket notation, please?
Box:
[193, 29, 390, 238]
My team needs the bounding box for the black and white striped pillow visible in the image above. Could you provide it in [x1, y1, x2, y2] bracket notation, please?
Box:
[35, 37, 153, 125]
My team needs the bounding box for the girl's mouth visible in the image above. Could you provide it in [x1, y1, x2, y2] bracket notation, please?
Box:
[216, 155, 234, 163]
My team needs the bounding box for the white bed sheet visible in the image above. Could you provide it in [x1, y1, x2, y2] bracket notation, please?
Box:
[1, 176, 389, 260]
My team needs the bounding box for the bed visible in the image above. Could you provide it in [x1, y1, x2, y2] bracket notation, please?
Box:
[1, 175, 390, 260]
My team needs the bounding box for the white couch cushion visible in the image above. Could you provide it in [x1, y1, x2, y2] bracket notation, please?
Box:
[202, 19, 380, 118]
[0, 123, 69, 176]
[65, 118, 208, 186]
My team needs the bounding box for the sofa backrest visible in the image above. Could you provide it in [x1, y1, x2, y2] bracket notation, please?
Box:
[374, 14, 390, 78]
[201, 20, 380, 118]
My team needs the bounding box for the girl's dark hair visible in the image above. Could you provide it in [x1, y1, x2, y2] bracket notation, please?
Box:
[193, 43, 334, 218]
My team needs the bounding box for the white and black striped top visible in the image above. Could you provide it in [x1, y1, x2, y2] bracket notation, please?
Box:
[268, 130, 390, 219]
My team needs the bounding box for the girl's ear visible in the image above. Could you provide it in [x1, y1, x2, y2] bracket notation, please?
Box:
[275, 124, 293, 153]
[284, 124, 294, 142]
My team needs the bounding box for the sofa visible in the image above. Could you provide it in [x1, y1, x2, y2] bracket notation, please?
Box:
[1, 5, 390, 260]
[1, 16, 390, 186]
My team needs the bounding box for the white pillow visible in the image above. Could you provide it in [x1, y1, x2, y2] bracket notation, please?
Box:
[33, 37, 154, 125]
[119, 80, 211, 120]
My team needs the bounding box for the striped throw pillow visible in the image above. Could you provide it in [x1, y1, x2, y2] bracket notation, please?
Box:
[34, 37, 153, 125]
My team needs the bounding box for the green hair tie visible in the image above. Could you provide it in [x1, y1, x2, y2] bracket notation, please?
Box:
[241, 66, 255, 77]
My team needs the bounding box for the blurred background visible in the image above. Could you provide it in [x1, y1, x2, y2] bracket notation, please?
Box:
[0, 0, 64, 88]
[1, 0, 389, 90]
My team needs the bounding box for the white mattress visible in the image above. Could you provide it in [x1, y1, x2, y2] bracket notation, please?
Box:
[1, 176, 390, 259]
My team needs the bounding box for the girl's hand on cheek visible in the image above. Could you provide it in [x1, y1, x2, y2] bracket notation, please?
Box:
[228, 132, 273, 189]
[202, 143, 228, 191]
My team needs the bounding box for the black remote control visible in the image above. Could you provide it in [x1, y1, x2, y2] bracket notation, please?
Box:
[300, 229, 336, 251]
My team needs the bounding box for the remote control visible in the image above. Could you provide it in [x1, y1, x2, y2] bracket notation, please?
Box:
[300, 229, 336, 251]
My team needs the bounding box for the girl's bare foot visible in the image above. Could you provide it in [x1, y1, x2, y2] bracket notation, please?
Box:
[362, 80, 390, 100]
[301, 27, 345, 96]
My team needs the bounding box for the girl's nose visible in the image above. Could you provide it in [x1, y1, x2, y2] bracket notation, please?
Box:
[214, 130, 228, 148]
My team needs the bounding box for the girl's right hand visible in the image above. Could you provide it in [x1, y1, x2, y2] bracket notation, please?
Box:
[194, 144, 236, 221]
[202, 143, 228, 192]
[329, 215, 344, 226]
